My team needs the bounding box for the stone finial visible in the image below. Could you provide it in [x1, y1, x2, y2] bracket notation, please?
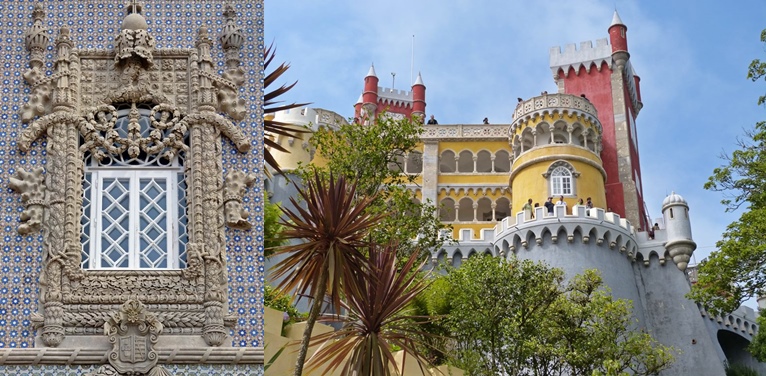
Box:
[220, 5, 244, 51]
[25, 4, 49, 61]
[114, 2, 155, 67]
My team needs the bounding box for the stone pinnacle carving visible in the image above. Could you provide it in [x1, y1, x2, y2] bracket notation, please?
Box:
[114, 1, 155, 68]
[8, 167, 46, 235]
[216, 5, 247, 121]
[21, 4, 52, 123]
[223, 171, 257, 230]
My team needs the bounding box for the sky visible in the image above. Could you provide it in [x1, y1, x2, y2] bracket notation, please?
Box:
[265, 1, 766, 282]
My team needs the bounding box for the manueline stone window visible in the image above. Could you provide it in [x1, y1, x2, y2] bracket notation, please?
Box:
[81, 105, 188, 270]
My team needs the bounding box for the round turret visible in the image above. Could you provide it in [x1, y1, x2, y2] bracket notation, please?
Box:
[661, 191, 695, 270]
[411, 72, 426, 122]
[508, 93, 606, 212]
[608, 10, 628, 54]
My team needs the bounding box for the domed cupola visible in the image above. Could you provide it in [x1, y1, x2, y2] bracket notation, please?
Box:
[662, 191, 688, 211]
[661, 191, 695, 271]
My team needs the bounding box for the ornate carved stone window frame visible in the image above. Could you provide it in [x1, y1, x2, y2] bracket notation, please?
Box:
[10, 4, 255, 351]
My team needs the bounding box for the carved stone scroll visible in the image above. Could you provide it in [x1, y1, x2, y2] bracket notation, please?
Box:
[8, 167, 46, 235]
[223, 171, 256, 230]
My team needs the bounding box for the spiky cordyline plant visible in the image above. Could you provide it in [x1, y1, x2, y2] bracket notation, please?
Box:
[305, 242, 435, 376]
[270, 172, 385, 376]
[264, 43, 310, 175]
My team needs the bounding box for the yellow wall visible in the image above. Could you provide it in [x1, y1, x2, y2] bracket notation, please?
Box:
[511, 145, 606, 214]
[438, 140, 511, 153]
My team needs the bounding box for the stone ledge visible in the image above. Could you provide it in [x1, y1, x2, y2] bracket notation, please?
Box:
[0, 347, 264, 365]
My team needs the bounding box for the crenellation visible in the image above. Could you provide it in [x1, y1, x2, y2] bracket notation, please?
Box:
[550, 38, 613, 78]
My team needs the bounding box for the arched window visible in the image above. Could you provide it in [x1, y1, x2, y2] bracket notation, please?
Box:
[550, 166, 572, 196]
[406, 151, 423, 174]
[495, 150, 511, 173]
[388, 151, 405, 173]
[440, 198, 456, 221]
[543, 160, 579, 197]
[440, 150, 456, 172]
[476, 150, 492, 173]
[495, 197, 511, 220]
[458, 197, 474, 221]
[81, 104, 188, 270]
[458, 150, 474, 173]
[477, 197, 493, 221]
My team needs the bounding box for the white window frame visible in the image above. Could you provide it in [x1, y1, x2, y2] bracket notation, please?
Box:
[550, 166, 573, 196]
[87, 167, 183, 270]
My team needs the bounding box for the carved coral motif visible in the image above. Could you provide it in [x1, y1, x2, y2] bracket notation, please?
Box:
[223, 171, 256, 230]
[8, 167, 46, 234]
[77, 103, 189, 164]
[105, 299, 163, 375]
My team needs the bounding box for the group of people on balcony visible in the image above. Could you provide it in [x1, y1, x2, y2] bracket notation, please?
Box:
[522, 196, 594, 219]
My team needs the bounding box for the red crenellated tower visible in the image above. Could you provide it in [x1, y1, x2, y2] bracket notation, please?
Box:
[353, 64, 426, 122]
[549, 10, 648, 230]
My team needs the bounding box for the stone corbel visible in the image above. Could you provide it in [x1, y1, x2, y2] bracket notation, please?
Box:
[223, 171, 256, 230]
[9, 167, 46, 235]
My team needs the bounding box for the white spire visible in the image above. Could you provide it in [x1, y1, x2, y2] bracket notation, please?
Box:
[610, 10, 625, 27]
[366, 63, 377, 78]
[413, 72, 424, 86]
[356, 93, 363, 104]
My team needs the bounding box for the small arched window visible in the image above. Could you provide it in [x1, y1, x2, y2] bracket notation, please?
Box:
[550, 166, 572, 196]
[543, 161, 579, 197]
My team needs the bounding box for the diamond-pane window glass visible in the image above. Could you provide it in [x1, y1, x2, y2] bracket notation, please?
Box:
[81, 107, 187, 270]
[550, 166, 572, 196]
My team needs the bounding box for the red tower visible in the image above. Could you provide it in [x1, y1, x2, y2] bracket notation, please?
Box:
[549, 10, 648, 230]
[353, 64, 426, 122]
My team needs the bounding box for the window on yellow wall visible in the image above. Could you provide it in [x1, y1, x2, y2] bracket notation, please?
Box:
[550, 166, 573, 196]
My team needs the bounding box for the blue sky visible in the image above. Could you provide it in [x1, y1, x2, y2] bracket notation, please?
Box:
[266, 1, 766, 272]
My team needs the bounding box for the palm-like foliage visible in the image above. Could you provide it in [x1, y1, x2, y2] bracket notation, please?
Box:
[264, 43, 309, 175]
[270, 172, 385, 376]
[306, 242, 435, 376]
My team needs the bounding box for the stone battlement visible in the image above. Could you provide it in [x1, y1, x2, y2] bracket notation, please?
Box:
[378, 86, 413, 103]
[549, 38, 613, 78]
[494, 205, 637, 260]
[512, 93, 601, 133]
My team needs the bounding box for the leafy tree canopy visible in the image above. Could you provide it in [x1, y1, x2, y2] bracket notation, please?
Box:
[295, 113, 449, 258]
[433, 256, 674, 376]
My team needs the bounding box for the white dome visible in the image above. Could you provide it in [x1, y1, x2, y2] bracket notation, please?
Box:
[662, 191, 688, 210]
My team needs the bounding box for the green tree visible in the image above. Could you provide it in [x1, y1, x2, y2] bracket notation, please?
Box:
[688, 29, 766, 318]
[442, 256, 674, 376]
[297, 113, 449, 258]
[263, 197, 286, 257]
